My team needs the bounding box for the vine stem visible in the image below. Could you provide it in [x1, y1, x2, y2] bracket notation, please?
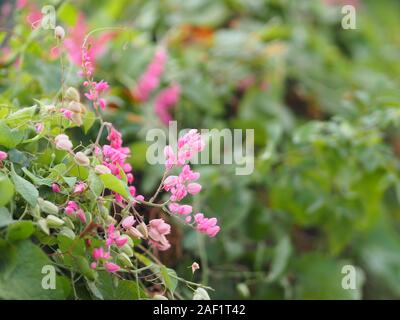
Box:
[149, 170, 169, 203]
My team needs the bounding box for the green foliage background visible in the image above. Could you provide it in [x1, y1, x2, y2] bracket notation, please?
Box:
[2, 0, 400, 299]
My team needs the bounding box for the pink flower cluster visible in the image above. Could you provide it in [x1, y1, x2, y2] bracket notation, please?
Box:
[91, 247, 120, 273]
[164, 129, 205, 170]
[98, 126, 140, 202]
[154, 84, 180, 125]
[162, 130, 220, 237]
[105, 224, 129, 248]
[194, 213, 220, 237]
[165, 165, 201, 204]
[83, 79, 109, 110]
[121, 215, 172, 251]
[73, 182, 87, 194]
[133, 48, 167, 102]
[148, 218, 171, 251]
[64, 201, 86, 223]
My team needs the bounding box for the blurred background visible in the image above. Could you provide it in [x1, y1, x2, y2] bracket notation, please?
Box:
[1, 0, 400, 299]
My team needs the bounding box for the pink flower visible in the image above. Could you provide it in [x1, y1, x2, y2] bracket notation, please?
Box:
[187, 183, 202, 195]
[0, 151, 8, 161]
[148, 219, 171, 251]
[35, 123, 44, 133]
[168, 203, 192, 215]
[73, 182, 87, 194]
[191, 262, 200, 274]
[133, 48, 167, 102]
[93, 247, 104, 260]
[95, 80, 109, 92]
[65, 201, 78, 215]
[122, 216, 135, 229]
[55, 134, 73, 151]
[163, 175, 179, 190]
[163, 130, 204, 169]
[194, 213, 220, 237]
[76, 209, 87, 223]
[154, 84, 180, 125]
[51, 183, 61, 193]
[104, 262, 120, 273]
[129, 186, 136, 196]
[60, 108, 73, 119]
[115, 236, 129, 247]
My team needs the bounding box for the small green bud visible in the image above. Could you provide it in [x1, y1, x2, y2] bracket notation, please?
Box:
[38, 198, 59, 215]
[59, 227, 75, 239]
[121, 243, 134, 257]
[105, 215, 116, 225]
[46, 214, 65, 228]
[63, 216, 75, 230]
[137, 222, 148, 239]
[117, 252, 133, 268]
[37, 218, 50, 235]
[65, 87, 80, 102]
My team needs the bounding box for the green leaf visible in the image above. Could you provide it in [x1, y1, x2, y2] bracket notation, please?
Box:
[73, 256, 96, 281]
[100, 174, 130, 199]
[292, 254, 363, 299]
[96, 271, 146, 300]
[0, 240, 68, 299]
[88, 170, 103, 197]
[21, 168, 52, 187]
[0, 174, 14, 207]
[7, 221, 35, 241]
[82, 111, 96, 133]
[266, 235, 292, 282]
[0, 207, 13, 228]
[10, 168, 39, 207]
[0, 121, 24, 148]
[62, 176, 77, 188]
[161, 266, 178, 293]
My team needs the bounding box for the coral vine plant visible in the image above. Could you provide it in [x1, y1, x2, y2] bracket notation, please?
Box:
[0, 25, 219, 300]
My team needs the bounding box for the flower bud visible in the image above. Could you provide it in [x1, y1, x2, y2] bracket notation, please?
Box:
[37, 219, 50, 235]
[55, 134, 73, 151]
[51, 183, 61, 193]
[59, 227, 75, 239]
[75, 152, 90, 166]
[187, 183, 202, 195]
[46, 214, 65, 228]
[63, 216, 75, 230]
[191, 262, 200, 274]
[65, 87, 80, 102]
[0, 151, 7, 161]
[68, 101, 83, 113]
[122, 216, 135, 229]
[95, 165, 111, 175]
[105, 215, 117, 225]
[126, 227, 143, 239]
[137, 222, 148, 239]
[38, 197, 59, 215]
[117, 252, 133, 268]
[54, 26, 65, 40]
[121, 243, 134, 257]
[71, 113, 83, 126]
[115, 235, 129, 247]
